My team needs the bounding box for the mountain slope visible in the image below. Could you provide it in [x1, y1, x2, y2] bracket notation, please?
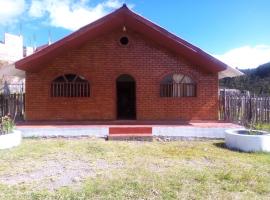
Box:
[220, 62, 270, 95]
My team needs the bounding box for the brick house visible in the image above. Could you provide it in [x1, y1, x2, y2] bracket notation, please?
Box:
[15, 5, 240, 121]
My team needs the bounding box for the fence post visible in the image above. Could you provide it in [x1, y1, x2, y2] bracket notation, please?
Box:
[219, 93, 270, 125]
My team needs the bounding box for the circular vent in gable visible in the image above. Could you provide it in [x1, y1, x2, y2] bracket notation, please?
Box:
[119, 36, 129, 45]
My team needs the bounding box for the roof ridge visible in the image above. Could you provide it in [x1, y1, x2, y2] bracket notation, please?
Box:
[15, 5, 228, 73]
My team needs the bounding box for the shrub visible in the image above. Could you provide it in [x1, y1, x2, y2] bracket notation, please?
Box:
[254, 123, 270, 132]
[0, 115, 15, 135]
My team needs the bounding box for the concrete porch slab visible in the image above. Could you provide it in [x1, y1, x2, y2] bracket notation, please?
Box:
[16, 120, 244, 139]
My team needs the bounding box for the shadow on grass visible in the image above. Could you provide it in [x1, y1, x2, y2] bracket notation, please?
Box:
[213, 142, 227, 149]
[213, 142, 244, 153]
[213, 142, 269, 155]
[213, 142, 245, 153]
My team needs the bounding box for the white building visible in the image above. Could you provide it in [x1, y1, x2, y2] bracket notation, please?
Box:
[0, 33, 33, 63]
[0, 33, 34, 93]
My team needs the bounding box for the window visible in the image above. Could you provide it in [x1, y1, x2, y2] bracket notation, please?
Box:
[160, 73, 196, 97]
[51, 74, 90, 97]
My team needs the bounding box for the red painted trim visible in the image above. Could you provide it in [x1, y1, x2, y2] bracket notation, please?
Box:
[108, 134, 152, 137]
[15, 5, 227, 73]
[109, 127, 152, 134]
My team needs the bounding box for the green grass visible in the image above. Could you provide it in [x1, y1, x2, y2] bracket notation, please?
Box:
[0, 138, 270, 199]
[255, 123, 270, 132]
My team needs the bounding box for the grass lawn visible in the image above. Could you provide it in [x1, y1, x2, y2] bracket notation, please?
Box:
[0, 138, 270, 200]
[255, 123, 270, 132]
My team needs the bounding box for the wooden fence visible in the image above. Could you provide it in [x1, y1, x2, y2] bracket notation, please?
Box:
[0, 92, 269, 124]
[0, 93, 25, 121]
[219, 94, 270, 124]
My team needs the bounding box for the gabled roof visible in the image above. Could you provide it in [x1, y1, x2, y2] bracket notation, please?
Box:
[16, 4, 230, 73]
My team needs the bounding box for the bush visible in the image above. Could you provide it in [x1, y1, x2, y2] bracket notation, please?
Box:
[0, 115, 15, 135]
[254, 123, 270, 132]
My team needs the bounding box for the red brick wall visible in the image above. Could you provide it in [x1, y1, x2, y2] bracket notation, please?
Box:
[25, 29, 219, 121]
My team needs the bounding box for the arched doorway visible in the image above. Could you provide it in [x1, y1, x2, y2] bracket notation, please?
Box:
[116, 74, 136, 120]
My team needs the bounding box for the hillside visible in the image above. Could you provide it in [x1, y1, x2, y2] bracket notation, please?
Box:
[220, 62, 270, 95]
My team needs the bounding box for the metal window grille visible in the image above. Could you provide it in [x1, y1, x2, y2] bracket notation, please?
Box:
[51, 74, 90, 97]
[160, 74, 196, 97]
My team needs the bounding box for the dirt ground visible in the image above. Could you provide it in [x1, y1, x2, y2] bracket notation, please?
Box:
[0, 152, 124, 190]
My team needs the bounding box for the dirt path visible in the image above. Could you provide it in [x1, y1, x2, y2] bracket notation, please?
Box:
[0, 153, 124, 190]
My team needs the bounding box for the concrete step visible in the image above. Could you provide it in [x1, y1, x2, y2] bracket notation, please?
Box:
[109, 127, 152, 134]
[108, 127, 153, 141]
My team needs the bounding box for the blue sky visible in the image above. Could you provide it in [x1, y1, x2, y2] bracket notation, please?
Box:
[0, 0, 270, 69]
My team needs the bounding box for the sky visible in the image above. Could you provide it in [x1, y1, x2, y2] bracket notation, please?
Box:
[0, 0, 270, 69]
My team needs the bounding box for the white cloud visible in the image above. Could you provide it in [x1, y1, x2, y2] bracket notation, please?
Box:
[28, 0, 45, 17]
[213, 45, 270, 69]
[28, 0, 124, 31]
[104, 0, 122, 8]
[0, 0, 26, 25]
